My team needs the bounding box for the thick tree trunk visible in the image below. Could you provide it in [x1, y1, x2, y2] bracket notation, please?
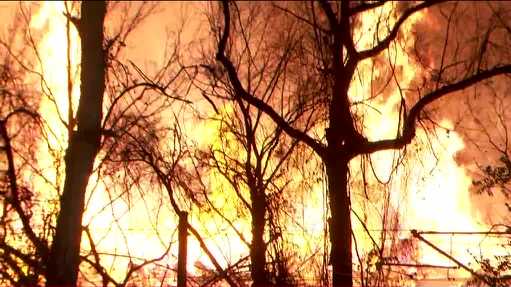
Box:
[46, 2, 106, 286]
[326, 153, 352, 287]
[250, 192, 269, 287]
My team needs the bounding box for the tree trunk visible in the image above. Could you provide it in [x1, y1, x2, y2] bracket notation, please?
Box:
[46, 2, 106, 286]
[326, 153, 352, 287]
[250, 192, 269, 287]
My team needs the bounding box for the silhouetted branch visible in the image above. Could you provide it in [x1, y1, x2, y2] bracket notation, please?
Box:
[216, 0, 326, 158]
[358, 1, 444, 60]
[360, 65, 511, 155]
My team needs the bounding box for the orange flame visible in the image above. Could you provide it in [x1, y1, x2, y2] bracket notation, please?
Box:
[24, 1, 509, 285]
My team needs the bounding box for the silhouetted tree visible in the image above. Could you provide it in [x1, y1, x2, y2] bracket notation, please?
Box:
[0, 27, 47, 285]
[45, 2, 107, 285]
[214, 2, 511, 286]
[202, 30, 298, 287]
[199, 4, 325, 285]
[0, 1, 176, 285]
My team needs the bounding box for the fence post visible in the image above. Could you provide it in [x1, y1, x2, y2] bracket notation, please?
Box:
[178, 211, 188, 287]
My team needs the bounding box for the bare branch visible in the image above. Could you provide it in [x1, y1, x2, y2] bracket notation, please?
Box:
[349, 0, 387, 16]
[216, 1, 326, 157]
[360, 64, 511, 155]
[358, 1, 444, 60]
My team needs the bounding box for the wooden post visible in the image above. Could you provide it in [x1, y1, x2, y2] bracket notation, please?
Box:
[178, 211, 188, 287]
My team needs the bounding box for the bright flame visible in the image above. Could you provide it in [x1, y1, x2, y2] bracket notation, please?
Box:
[31, 1, 80, 148]
[347, 2, 502, 284]
[28, 1, 81, 231]
[24, 1, 509, 285]
[30, 2, 178, 283]
[30, 2, 236, 284]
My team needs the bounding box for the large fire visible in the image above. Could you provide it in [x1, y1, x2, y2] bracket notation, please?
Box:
[28, 2, 248, 284]
[348, 2, 509, 285]
[7, 1, 508, 286]
[30, 1, 176, 283]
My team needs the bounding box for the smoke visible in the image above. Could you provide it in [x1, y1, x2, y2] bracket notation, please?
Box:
[392, 2, 511, 228]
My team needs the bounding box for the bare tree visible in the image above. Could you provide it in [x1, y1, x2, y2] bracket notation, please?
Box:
[0, 1, 178, 285]
[196, 3, 326, 285]
[201, 40, 298, 287]
[45, 2, 107, 285]
[213, 1, 511, 286]
[0, 27, 48, 285]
